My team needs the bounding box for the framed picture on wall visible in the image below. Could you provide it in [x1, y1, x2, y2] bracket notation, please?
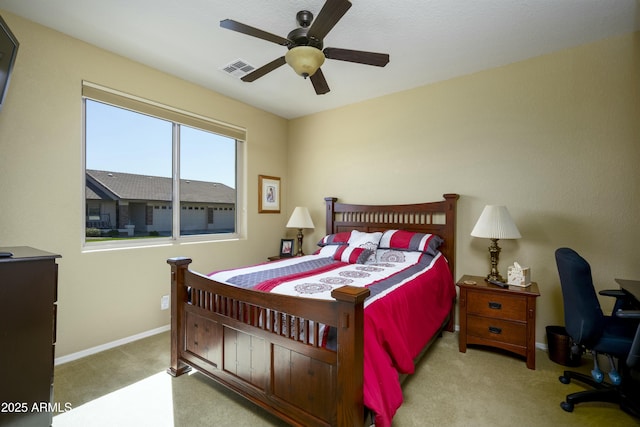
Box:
[258, 175, 280, 213]
[279, 239, 294, 257]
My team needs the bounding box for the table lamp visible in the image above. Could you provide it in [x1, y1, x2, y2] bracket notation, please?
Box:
[470, 205, 521, 282]
[286, 207, 315, 256]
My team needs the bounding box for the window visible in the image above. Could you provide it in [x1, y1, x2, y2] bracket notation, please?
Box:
[82, 82, 245, 246]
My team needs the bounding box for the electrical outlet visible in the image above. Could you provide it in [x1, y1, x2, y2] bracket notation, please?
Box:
[160, 295, 170, 310]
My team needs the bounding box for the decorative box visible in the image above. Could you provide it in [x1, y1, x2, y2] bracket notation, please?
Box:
[507, 262, 531, 287]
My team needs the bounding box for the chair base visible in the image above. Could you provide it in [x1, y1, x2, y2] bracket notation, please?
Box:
[559, 369, 640, 418]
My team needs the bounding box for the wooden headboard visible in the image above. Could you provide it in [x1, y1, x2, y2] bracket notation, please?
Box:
[325, 194, 459, 278]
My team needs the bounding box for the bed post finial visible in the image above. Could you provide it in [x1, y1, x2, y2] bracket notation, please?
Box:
[325, 197, 338, 234]
[443, 193, 460, 204]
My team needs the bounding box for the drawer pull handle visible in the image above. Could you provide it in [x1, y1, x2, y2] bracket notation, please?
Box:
[489, 326, 502, 335]
[488, 301, 502, 310]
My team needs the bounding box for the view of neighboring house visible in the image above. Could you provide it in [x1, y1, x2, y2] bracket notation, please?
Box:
[85, 169, 236, 235]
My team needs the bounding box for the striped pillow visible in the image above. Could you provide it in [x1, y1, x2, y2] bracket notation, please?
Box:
[378, 230, 443, 256]
[317, 230, 382, 264]
[317, 231, 352, 246]
[332, 246, 374, 264]
[317, 230, 382, 250]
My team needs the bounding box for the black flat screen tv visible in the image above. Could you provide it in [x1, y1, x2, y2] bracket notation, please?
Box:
[0, 14, 19, 112]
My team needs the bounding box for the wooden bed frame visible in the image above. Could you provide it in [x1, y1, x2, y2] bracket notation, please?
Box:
[167, 193, 459, 427]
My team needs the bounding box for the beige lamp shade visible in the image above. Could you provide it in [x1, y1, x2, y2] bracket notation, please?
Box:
[286, 207, 315, 229]
[287, 207, 314, 257]
[471, 205, 521, 239]
[285, 46, 325, 78]
[471, 205, 521, 282]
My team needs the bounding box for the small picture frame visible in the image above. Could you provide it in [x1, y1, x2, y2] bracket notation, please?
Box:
[279, 239, 294, 258]
[258, 175, 281, 213]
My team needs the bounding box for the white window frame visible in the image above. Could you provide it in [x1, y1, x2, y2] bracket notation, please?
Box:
[81, 81, 246, 251]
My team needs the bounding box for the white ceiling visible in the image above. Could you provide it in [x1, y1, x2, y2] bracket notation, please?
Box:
[1, 0, 638, 119]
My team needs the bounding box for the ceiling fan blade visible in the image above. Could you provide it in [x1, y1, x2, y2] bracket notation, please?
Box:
[307, 0, 352, 42]
[241, 56, 287, 82]
[310, 68, 330, 95]
[220, 19, 290, 46]
[323, 48, 389, 67]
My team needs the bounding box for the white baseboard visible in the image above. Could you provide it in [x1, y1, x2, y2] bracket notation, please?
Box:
[536, 342, 549, 351]
[54, 324, 170, 366]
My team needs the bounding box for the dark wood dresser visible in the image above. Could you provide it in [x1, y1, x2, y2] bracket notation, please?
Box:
[0, 247, 61, 427]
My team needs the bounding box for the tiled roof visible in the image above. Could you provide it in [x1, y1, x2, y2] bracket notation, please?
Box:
[86, 170, 235, 203]
[85, 186, 102, 200]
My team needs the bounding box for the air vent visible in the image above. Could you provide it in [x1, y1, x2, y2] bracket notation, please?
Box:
[220, 59, 256, 78]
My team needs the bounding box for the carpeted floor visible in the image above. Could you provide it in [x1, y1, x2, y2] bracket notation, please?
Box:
[52, 331, 640, 427]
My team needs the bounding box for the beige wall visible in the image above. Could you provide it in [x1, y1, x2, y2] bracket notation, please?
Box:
[1, 9, 638, 356]
[288, 32, 640, 344]
[0, 12, 289, 357]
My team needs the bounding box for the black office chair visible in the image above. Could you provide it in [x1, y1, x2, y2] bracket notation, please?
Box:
[555, 247, 640, 416]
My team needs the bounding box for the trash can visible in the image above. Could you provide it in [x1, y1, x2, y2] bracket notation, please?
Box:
[546, 325, 581, 367]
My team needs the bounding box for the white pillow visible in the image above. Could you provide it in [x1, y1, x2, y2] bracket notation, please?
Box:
[347, 230, 382, 251]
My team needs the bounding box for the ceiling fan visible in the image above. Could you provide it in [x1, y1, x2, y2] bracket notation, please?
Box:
[220, 0, 390, 95]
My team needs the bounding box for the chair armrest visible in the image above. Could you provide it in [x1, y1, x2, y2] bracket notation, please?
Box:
[600, 289, 628, 298]
[615, 310, 640, 319]
[602, 289, 640, 312]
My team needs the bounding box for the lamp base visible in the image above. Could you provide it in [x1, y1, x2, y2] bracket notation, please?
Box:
[485, 238, 505, 282]
[295, 228, 304, 257]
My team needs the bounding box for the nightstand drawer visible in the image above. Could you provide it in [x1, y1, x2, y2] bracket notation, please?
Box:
[467, 315, 527, 347]
[466, 290, 526, 321]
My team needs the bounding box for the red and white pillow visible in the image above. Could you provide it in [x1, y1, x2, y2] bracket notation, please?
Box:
[317, 231, 352, 246]
[317, 230, 443, 263]
[331, 246, 374, 264]
[317, 230, 382, 264]
[378, 230, 443, 256]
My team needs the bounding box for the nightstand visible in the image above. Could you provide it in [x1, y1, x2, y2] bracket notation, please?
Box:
[457, 274, 540, 369]
[267, 255, 282, 261]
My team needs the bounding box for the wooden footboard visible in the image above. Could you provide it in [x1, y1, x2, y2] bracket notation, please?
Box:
[167, 257, 370, 427]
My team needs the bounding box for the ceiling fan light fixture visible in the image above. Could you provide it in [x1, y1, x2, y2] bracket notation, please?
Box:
[285, 46, 325, 78]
